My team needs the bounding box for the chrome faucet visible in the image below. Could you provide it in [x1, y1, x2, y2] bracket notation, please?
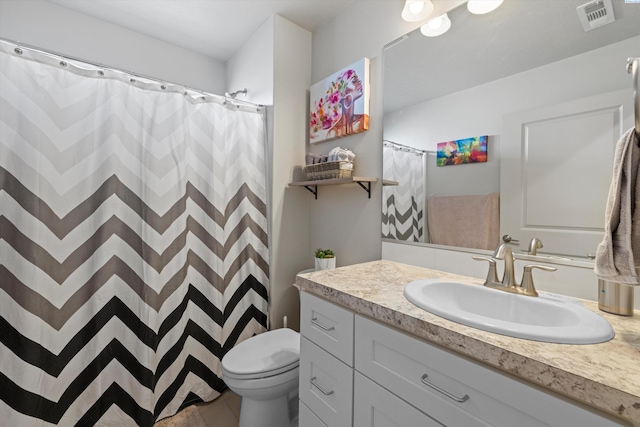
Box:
[528, 237, 543, 256]
[492, 244, 517, 287]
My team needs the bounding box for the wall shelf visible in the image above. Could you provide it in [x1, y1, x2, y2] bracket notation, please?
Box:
[382, 180, 399, 186]
[289, 177, 378, 199]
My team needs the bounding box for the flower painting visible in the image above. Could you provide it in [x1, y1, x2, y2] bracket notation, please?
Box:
[437, 135, 488, 166]
[309, 58, 370, 143]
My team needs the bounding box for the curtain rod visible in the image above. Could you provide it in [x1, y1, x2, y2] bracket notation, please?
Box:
[0, 37, 263, 109]
[383, 140, 428, 154]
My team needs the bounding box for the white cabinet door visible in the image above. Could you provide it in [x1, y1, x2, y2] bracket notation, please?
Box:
[299, 336, 353, 427]
[355, 315, 625, 427]
[501, 89, 632, 258]
[299, 400, 328, 427]
[354, 372, 444, 427]
[300, 291, 354, 366]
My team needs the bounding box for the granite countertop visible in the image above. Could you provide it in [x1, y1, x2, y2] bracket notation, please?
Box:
[296, 260, 640, 425]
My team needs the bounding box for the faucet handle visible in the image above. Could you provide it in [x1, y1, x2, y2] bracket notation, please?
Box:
[520, 264, 557, 297]
[528, 237, 544, 256]
[502, 234, 519, 244]
[472, 256, 499, 285]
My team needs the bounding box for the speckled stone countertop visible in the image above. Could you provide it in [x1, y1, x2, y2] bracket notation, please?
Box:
[296, 260, 640, 425]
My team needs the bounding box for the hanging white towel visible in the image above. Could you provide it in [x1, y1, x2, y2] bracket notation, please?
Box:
[594, 127, 640, 285]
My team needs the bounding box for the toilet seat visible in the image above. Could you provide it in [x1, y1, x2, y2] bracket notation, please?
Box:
[222, 328, 300, 380]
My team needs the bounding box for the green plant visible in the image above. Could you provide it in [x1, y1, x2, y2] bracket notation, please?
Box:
[314, 248, 335, 259]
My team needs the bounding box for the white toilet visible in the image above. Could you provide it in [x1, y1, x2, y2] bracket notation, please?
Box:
[221, 328, 300, 427]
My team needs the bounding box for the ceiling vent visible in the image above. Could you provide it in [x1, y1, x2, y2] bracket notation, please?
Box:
[384, 34, 409, 50]
[577, 0, 615, 32]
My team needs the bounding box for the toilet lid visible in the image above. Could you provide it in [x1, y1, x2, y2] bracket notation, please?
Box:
[222, 328, 300, 379]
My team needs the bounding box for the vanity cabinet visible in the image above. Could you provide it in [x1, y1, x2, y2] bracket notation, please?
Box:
[355, 315, 624, 427]
[354, 371, 443, 426]
[299, 291, 626, 427]
[299, 400, 327, 427]
[299, 291, 354, 427]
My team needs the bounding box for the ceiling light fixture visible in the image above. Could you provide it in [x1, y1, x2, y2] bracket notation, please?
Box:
[467, 0, 504, 15]
[401, 0, 435, 22]
[420, 13, 452, 37]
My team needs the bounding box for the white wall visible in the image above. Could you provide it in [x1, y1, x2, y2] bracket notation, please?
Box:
[0, 0, 226, 94]
[270, 16, 312, 330]
[308, 1, 426, 267]
[226, 16, 275, 105]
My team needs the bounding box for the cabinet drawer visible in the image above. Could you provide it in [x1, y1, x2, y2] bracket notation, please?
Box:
[299, 336, 353, 427]
[300, 291, 354, 366]
[355, 315, 622, 427]
[354, 371, 443, 427]
[299, 400, 327, 427]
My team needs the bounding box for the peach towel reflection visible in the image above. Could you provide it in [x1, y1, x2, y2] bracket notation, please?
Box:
[427, 193, 499, 250]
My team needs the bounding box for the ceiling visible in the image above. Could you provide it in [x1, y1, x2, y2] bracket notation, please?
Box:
[47, 0, 354, 61]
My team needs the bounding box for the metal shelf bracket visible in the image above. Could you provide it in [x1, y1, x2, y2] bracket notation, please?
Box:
[289, 177, 377, 200]
[304, 185, 318, 199]
[356, 181, 372, 198]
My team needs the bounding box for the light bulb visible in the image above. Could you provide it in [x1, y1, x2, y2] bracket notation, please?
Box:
[467, 0, 504, 15]
[401, 0, 434, 22]
[409, 1, 424, 14]
[420, 13, 451, 37]
[428, 16, 443, 29]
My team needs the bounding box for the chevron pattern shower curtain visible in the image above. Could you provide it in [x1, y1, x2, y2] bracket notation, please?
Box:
[382, 144, 425, 242]
[0, 42, 269, 426]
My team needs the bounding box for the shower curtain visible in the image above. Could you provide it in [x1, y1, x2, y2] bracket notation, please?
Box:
[0, 41, 269, 426]
[382, 143, 425, 242]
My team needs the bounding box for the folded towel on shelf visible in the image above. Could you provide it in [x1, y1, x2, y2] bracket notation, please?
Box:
[327, 147, 355, 162]
[594, 127, 640, 285]
[427, 192, 499, 251]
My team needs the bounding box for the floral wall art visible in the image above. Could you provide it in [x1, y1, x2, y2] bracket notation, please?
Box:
[436, 135, 488, 166]
[309, 58, 370, 143]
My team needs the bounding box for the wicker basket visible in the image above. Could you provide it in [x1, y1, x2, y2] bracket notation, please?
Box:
[304, 161, 353, 181]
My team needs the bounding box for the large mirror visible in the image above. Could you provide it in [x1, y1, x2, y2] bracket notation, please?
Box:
[382, 0, 640, 259]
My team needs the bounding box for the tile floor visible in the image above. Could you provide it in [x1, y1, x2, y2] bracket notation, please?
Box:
[196, 390, 240, 427]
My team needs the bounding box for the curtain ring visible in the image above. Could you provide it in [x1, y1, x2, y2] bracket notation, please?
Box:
[14, 47, 23, 55]
[60, 60, 68, 67]
[97, 70, 105, 77]
[160, 84, 167, 90]
[130, 78, 136, 83]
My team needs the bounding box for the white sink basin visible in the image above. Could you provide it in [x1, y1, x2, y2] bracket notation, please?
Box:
[404, 279, 614, 344]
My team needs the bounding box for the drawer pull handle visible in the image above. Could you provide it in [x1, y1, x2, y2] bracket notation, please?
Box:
[420, 374, 469, 403]
[310, 377, 335, 396]
[311, 317, 335, 332]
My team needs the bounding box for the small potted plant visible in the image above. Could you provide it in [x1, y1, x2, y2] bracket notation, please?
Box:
[315, 248, 336, 271]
